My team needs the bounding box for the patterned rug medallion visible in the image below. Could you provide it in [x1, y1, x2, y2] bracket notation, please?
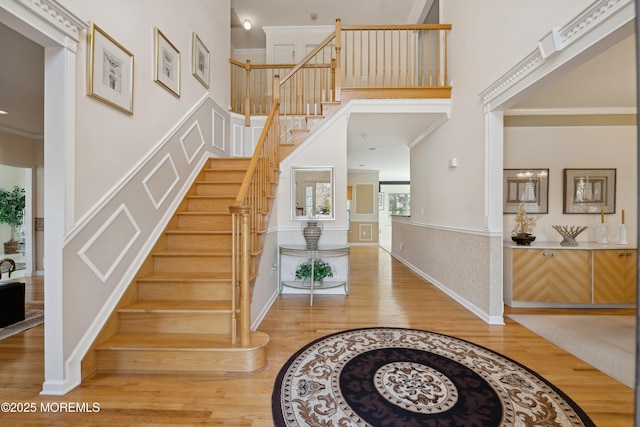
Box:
[272, 327, 595, 426]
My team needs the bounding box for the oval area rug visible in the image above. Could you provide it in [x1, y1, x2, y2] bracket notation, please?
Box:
[272, 327, 595, 426]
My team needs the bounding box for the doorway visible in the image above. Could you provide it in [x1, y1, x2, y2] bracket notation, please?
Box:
[0, 164, 35, 279]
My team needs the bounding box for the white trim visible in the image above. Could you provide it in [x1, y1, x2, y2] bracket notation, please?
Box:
[180, 120, 206, 164]
[77, 204, 141, 283]
[479, 0, 635, 111]
[505, 107, 637, 116]
[142, 154, 180, 210]
[0, 124, 44, 139]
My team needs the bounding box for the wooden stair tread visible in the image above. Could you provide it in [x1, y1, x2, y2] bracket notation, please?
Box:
[153, 249, 233, 256]
[98, 332, 269, 350]
[165, 230, 231, 235]
[185, 195, 236, 199]
[176, 211, 230, 216]
[137, 272, 232, 281]
[121, 300, 232, 312]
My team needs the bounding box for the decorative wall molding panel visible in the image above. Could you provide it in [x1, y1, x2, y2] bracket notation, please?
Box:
[480, 0, 634, 110]
[213, 110, 226, 151]
[180, 121, 205, 164]
[142, 154, 180, 210]
[77, 204, 141, 283]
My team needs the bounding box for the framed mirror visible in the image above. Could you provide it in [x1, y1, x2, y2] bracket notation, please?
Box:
[291, 167, 334, 220]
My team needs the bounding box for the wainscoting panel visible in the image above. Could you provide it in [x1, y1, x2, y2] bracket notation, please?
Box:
[180, 121, 206, 164]
[213, 110, 226, 151]
[232, 124, 243, 156]
[77, 204, 141, 283]
[62, 96, 232, 386]
[391, 218, 503, 324]
[142, 154, 180, 209]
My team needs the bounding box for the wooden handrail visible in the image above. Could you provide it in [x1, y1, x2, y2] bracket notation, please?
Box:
[279, 30, 337, 86]
[229, 88, 280, 346]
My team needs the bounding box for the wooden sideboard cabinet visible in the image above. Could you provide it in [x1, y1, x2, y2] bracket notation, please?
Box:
[504, 243, 637, 308]
[593, 249, 637, 303]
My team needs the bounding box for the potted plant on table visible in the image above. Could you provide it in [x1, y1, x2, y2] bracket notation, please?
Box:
[511, 202, 539, 246]
[295, 259, 334, 287]
[0, 186, 25, 254]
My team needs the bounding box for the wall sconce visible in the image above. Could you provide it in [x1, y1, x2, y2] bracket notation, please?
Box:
[243, 19, 252, 30]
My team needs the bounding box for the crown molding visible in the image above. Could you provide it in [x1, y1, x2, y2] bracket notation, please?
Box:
[0, 124, 44, 140]
[479, 0, 635, 111]
[0, 0, 86, 50]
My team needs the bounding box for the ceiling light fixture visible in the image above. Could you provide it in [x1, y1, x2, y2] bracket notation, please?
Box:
[243, 19, 252, 30]
[0, 110, 9, 115]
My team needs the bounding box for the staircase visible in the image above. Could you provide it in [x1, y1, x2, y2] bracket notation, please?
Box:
[92, 157, 270, 374]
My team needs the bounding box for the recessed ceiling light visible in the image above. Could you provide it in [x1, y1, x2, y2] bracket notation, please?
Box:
[243, 19, 252, 30]
[369, 147, 378, 151]
[0, 110, 10, 115]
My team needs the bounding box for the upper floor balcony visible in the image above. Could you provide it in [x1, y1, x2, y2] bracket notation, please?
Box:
[230, 20, 452, 127]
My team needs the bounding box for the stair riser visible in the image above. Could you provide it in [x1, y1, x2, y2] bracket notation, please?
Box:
[119, 312, 232, 334]
[195, 183, 241, 196]
[137, 281, 233, 301]
[206, 159, 251, 170]
[166, 234, 233, 250]
[202, 170, 246, 181]
[177, 215, 232, 230]
[186, 198, 236, 211]
[153, 256, 235, 274]
[96, 347, 266, 373]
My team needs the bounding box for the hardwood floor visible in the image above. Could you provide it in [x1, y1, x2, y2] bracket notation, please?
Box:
[0, 247, 634, 426]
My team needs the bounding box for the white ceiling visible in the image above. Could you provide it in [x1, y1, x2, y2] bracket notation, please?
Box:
[0, 3, 635, 182]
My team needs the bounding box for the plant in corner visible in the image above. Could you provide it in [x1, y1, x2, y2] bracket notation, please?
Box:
[0, 186, 25, 254]
[511, 202, 539, 246]
[295, 259, 334, 283]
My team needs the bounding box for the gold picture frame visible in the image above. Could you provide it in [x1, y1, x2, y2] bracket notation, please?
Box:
[87, 23, 134, 115]
[192, 33, 210, 88]
[503, 168, 549, 214]
[154, 28, 180, 98]
[563, 168, 616, 214]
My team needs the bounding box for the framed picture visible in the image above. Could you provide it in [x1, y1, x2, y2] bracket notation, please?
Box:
[192, 33, 210, 88]
[87, 23, 134, 115]
[563, 168, 616, 214]
[378, 192, 384, 210]
[154, 28, 180, 97]
[503, 169, 549, 214]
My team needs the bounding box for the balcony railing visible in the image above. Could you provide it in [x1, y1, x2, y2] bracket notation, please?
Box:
[230, 20, 452, 124]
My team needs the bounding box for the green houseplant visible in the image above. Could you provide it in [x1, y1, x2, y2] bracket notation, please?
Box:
[0, 186, 25, 254]
[295, 259, 334, 284]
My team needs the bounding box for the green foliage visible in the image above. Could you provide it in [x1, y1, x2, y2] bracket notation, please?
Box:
[0, 186, 25, 241]
[295, 259, 334, 281]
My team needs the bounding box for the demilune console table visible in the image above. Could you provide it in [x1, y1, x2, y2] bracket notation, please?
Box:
[279, 245, 350, 306]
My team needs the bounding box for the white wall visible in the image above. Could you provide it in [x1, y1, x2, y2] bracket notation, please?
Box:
[60, 0, 230, 220]
[264, 25, 334, 64]
[504, 125, 636, 245]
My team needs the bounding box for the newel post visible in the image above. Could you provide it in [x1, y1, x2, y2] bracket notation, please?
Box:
[273, 74, 280, 103]
[244, 60, 251, 126]
[334, 18, 342, 101]
[230, 205, 251, 346]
